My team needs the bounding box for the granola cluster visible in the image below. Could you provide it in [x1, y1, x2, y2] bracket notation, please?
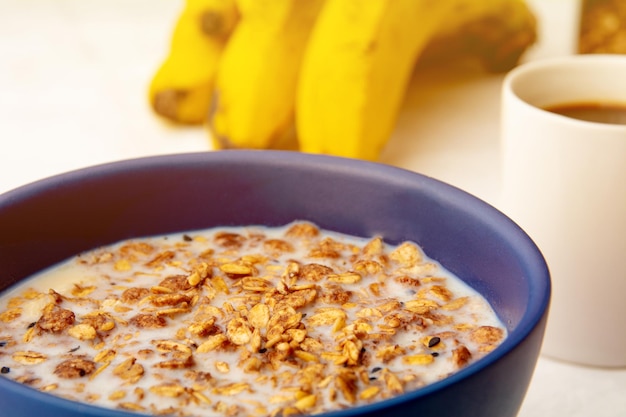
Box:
[0, 222, 505, 416]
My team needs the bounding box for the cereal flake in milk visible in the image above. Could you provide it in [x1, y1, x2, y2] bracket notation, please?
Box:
[0, 221, 506, 416]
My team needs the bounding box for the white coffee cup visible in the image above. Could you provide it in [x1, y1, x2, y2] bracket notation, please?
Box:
[500, 54, 626, 367]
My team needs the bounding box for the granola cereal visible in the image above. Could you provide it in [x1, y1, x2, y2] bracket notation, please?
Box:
[0, 221, 506, 416]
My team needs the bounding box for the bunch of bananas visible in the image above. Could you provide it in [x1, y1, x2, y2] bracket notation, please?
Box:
[149, 0, 537, 160]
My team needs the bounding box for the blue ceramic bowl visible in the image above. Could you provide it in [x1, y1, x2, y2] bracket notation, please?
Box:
[0, 151, 549, 417]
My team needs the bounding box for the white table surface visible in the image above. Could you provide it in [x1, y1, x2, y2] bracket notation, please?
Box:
[0, 1, 624, 416]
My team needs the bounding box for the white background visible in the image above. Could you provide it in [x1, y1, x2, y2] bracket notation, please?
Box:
[0, 0, 624, 415]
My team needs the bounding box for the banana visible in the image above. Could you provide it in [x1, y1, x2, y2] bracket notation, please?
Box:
[419, 0, 537, 72]
[296, 0, 537, 160]
[208, 0, 325, 150]
[296, 0, 461, 161]
[149, 0, 239, 124]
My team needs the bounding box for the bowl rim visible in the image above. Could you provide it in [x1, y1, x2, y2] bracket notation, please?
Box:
[0, 150, 551, 417]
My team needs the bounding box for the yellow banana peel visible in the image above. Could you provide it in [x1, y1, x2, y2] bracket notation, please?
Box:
[149, 0, 537, 160]
[296, 0, 460, 161]
[208, 0, 325, 150]
[296, 0, 537, 161]
[420, 0, 537, 72]
[148, 0, 239, 125]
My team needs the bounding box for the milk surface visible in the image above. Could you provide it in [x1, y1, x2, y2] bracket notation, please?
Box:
[0, 222, 506, 416]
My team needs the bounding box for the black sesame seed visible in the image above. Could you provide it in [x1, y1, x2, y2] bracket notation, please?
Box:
[79, 369, 86, 377]
[27, 322, 36, 329]
[428, 336, 441, 348]
[369, 376, 377, 381]
[259, 348, 267, 354]
[183, 234, 193, 242]
[371, 367, 382, 373]
[431, 352, 439, 357]
[0, 341, 6, 347]
[69, 346, 80, 353]
[1, 366, 10, 374]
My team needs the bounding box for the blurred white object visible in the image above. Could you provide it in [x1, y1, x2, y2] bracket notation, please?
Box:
[501, 54, 626, 367]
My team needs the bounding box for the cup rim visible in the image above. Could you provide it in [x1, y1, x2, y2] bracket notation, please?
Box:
[502, 54, 626, 131]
